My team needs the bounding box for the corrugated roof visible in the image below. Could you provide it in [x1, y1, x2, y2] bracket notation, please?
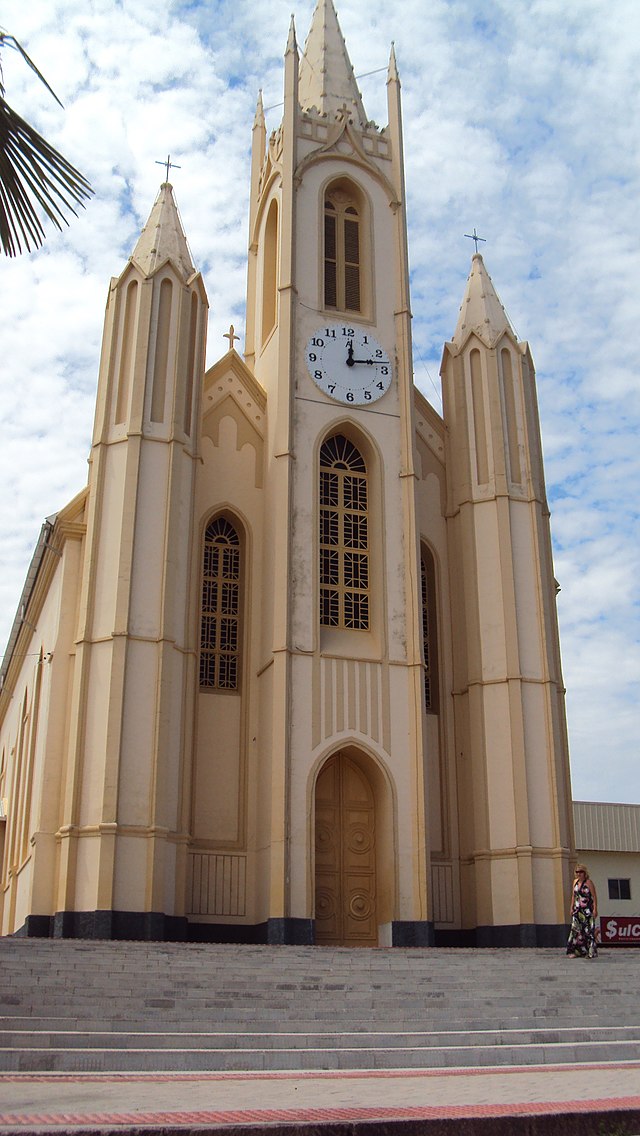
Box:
[574, 801, 640, 853]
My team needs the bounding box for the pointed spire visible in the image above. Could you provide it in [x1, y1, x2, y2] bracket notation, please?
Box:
[286, 13, 298, 55]
[452, 254, 512, 349]
[254, 88, 265, 130]
[387, 42, 399, 84]
[298, 0, 367, 124]
[131, 183, 195, 281]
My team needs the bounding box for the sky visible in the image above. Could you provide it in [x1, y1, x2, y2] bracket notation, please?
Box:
[0, 0, 638, 803]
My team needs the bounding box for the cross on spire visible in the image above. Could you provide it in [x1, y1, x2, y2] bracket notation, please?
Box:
[155, 154, 181, 183]
[224, 324, 240, 350]
[464, 228, 486, 254]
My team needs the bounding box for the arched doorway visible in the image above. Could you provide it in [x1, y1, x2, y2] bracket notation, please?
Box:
[314, 751, 377, 946]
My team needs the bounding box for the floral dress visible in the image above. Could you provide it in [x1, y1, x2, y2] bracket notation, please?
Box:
[567, 879, 598, 958]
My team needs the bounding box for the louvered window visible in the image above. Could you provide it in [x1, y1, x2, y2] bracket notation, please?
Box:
[324, 191, 361, 313]
[200, 517, 241, 690]
[320, 435, 369, 630]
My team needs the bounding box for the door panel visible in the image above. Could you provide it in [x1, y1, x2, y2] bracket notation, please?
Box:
[315, 753, 377, 946]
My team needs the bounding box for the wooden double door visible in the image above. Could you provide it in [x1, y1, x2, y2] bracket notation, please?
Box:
[314, 752, 377, 946]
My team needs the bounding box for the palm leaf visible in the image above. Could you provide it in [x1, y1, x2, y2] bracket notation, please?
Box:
[0, 32, 93, 256]
[0, 32, 64, 107]
[0, 95, 93, 256]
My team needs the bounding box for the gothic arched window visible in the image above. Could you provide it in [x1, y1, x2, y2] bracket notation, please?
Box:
[199, 517, 241, 690]
[420, 546, 439, 713]
[320, 434, 369, 630]
[261, 197, 278, 344]
[324, 187, 362, 313]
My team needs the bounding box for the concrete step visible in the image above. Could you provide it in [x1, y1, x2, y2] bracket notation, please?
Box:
[2, 939, 639, 1074]
[1, 1024, 639, 1051]
[2, 1032, 640, 1073]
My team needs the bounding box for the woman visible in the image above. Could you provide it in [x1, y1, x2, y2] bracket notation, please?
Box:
[567, 864, 598, 958]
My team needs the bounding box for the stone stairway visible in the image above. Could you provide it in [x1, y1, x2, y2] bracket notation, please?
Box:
[1, 938, 638, 1073]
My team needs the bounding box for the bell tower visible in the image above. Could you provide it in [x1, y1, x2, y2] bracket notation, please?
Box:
[56, 184, 208, 938]
[244, 0, 431, 946]
[441, 254, 574, 944]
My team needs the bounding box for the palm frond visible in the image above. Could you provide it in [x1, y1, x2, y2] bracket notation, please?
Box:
[0, 32, 64, 107]
[0, 95, 93, 256]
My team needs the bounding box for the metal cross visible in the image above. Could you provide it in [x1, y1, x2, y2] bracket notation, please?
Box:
[464, 228, 486, 254]
[224, 324, 240, 350]
[155, 154, 181, 182]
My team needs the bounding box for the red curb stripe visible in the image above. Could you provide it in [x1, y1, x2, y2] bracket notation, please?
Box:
[1, 1060, 640, 1083]
[1, 1097, 640, 1126]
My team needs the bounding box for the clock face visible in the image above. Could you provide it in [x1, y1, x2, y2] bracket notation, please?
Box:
[305, 324, 392, 405]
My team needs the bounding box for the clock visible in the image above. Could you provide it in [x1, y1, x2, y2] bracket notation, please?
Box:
[305, 324, 392, 405]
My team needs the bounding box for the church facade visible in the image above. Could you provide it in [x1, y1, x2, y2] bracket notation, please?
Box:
[0, 0, 575, 947]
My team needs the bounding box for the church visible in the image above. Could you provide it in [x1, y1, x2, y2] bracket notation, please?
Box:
[0, 0, 575, 947]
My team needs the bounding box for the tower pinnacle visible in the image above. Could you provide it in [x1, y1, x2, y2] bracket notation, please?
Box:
[131, 183, 195, 281]
[452, 254, 512, 349]
[298, 0, 367, 123]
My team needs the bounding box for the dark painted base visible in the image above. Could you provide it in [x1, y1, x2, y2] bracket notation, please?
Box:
[186, 918, 315, 945]
[265, 918, 315, 945]
[16, 912, 568, 949]
[392, 920, 435, 947]
[435, 923, 569, 948]
[16, 911, 315, 946]
[17, 911, 190, 942]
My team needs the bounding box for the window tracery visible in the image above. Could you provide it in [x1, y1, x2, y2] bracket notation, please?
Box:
[320, 435, 369, 630]
[200, 517, 241, 690]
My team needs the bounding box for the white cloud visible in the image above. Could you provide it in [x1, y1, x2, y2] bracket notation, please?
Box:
[0, 0, 638, 802]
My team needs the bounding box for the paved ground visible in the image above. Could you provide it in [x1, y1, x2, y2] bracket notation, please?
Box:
[0, 1061, 639, 1133]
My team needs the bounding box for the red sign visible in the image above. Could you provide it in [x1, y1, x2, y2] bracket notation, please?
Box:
[600, 916, 640, 944]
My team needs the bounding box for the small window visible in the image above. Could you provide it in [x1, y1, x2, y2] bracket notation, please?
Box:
[199, 517, 241, 690]
[608, 878, 631, 901]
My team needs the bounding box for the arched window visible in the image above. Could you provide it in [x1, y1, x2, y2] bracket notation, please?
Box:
[324, 187, 361, 313]
[114, 279, 138, 424]
[199, 517, 241, 690]
[320, 435, 369, 630]
[420, 547, 439, 713]
[261, 198, 278, 344]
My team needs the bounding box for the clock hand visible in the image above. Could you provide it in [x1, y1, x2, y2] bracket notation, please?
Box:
[346, 340, 355, 367]
[350, 357, 375, 365]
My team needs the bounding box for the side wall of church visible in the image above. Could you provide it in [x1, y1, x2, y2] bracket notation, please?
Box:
[0, 500, 87, 934]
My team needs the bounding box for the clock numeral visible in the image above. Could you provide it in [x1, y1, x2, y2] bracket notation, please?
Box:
[324, 328, 336, 338]
[364, 391, 372, 400]
[380, 366, 389, 375]
[376, 381, 384, 390]
[362, 335, 369, 344]
[315, 370, 323, 380]
[341, 327, 355, 337]
[376, 349, 383, 358]
[328, 384, 336, 394]
[311, 337, 325, 347]
[346, 391, 354, 402]
[308, 352, 317, 362]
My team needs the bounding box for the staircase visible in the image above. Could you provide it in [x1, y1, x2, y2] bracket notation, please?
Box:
[1, 938, 638, 1073]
